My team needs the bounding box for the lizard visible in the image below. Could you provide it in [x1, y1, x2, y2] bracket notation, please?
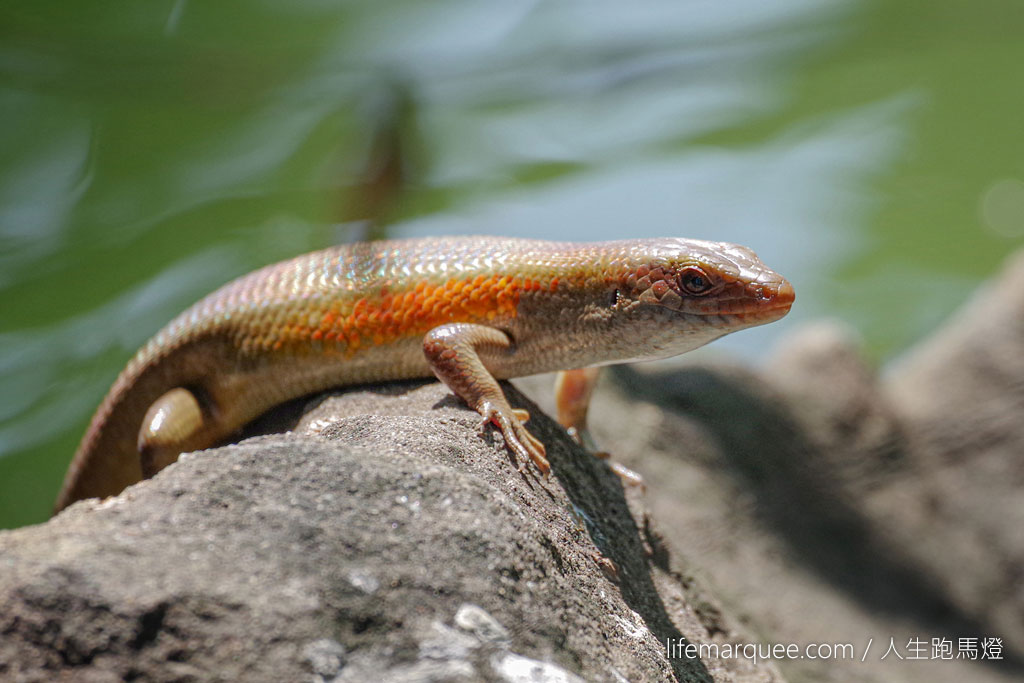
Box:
[54, 236, 794, 512]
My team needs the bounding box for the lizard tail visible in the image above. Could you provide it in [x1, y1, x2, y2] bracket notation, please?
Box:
[53, 339, 227, 514]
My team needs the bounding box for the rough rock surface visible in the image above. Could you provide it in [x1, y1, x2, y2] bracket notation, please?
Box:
[0, 383, 779, 683]
[6, 251, 1024, 683]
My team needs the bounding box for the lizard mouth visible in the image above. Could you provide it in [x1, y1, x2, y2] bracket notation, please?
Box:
[734, 279, 795, 323]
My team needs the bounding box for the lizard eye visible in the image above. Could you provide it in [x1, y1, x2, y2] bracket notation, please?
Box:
[678, 266, 713, 295]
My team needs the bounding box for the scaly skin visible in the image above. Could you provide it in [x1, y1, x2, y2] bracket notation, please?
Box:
[55, 236, 794, 512]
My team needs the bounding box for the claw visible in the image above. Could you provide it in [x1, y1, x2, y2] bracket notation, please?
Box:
[608, 461, 646, 489]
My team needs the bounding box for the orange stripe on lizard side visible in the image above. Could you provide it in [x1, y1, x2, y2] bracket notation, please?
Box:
[274, 274, 526, 356]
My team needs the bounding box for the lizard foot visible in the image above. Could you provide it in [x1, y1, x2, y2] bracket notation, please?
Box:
[592, 450, 646, 490]
[479, 402, 550, 477]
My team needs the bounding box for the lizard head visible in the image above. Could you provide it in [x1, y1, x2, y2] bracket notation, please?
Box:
[606, 238, 794, 360]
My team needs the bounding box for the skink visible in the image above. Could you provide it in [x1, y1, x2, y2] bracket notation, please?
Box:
[55, 236, 794, 512]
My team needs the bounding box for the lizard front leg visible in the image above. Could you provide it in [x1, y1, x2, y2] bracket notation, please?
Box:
[554, 367, 644, 487]
[554, 367, 601, 447]
[423, 323, 549, 476]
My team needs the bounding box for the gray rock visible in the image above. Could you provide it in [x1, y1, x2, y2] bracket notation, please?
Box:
[9, 250, 1024, 683]
[0, 382, 780, 683]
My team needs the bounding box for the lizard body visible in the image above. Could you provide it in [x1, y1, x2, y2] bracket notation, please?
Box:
[55, 236, 794, 512]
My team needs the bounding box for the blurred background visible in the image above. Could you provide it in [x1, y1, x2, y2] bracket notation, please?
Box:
[1, 0, 1022, 528]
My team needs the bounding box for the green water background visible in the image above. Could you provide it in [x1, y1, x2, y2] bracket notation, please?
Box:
[2, 0, 1023, 528]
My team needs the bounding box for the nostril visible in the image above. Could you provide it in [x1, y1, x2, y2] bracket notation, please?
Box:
[773, 279, 796, 306]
